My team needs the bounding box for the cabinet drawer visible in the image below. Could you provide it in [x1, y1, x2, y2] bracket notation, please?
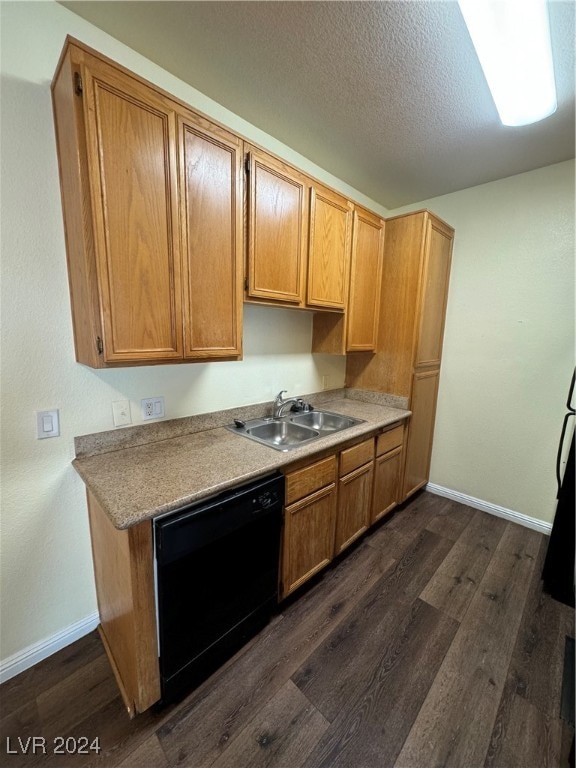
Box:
[285, 456, 337, 505]
[376, 424, 404, 456]
[339, 438, 374, 477]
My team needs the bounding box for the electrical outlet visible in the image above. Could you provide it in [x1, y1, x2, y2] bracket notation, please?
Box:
[112, 400, 131, 427]
[141, 396, 165, 421]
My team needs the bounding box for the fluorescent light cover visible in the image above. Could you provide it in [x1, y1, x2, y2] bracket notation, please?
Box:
[458, 0, 557, 126]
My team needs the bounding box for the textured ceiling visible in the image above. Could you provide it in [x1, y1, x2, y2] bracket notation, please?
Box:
[61, 0, 575, 208]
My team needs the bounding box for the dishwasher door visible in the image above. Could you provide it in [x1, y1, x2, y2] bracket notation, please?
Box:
[154, 472, 284, 702]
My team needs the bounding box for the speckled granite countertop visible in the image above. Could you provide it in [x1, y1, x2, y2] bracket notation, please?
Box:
[73, 390, 410, 530]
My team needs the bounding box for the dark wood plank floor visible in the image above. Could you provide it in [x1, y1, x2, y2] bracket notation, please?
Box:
[1, 492, 574, 767]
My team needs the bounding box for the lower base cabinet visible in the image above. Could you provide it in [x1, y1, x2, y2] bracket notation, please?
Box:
[280, 456, 337, 599]
[402, 369, 440, 500]
[372, 424, 404, 523]
[281, 428, 409, 598]
[334, 438, 374, 554]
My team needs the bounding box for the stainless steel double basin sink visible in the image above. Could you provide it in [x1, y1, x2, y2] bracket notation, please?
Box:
[226, 410, 365, 452]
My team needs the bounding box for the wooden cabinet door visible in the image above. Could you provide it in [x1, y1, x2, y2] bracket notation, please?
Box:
[179, 115, 243, 358]
[402, 369, 440, 500]
[82, 59, 183, 363]
[334, 461, 374, 554]
[414, 217, 453, 368]
[346, 208, 384, 351]
[246, 147, 308, 305]
[307, 185, 352, 309]
[372, 447, 402, 523]
[281, 483, 337, 598]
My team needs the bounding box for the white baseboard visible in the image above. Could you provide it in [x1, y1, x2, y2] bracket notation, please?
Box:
[0, 611, 99, 684]
[425, 483, 553, 535]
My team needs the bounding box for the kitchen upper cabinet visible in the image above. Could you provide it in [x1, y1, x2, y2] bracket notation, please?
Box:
[245, 146, 308, 305]
[245, 148, 354, 312]
[414, 220, 453, 368]
[179, 114, 243, 358]
[346, 207, 385, 351]
[51, 39, 242, 367]
[311, 206, 385, 354]
[307, 185, 353, 310]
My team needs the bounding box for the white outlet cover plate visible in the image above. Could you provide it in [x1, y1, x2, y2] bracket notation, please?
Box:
[112, 400, 131, 427]
[141, 397, 165, 420]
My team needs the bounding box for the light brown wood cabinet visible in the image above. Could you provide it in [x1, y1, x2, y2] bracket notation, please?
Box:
[334, 438, 374, 554]
[372, 424, 404, 523]
[52, 39, 242, 367]
[307, 184, 353, 309]
[246, 146, 309, 306]
[280, 456, 338, 599]
[311, 206, 385, 354]
[86, 492, 159, 716]
[346, 210, 454, 500]
[245, 147, 353, 312]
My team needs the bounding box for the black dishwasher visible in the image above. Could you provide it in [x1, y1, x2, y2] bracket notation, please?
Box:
[154, 472, 284, 703]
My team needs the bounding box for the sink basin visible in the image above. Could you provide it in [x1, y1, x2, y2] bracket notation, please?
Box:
[225, 408, 365, 452]
[246, 420, 320, 448]
[290, 411, 360, 432]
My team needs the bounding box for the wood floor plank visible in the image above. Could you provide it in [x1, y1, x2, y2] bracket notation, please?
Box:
[508, 536, 575, 720]
[382, 491, 440, 538]
[300, 600, 458, 768]
[395, 522, 542, 768]
[156, 541, 395, 768]
[420, 508, 507, 621]
[115, 734, 168, 768]
[365, 523, 414, 561]
[35, 654, 120, 741]
[485, 677, 565, 768]
[425, 498, 477, 542]
[292, 528, 454, 721]
[210, 680, 329, 768]
[0, 631, 104, 717]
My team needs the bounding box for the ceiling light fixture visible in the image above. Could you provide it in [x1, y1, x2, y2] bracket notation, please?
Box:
[457, 0, 557, 127]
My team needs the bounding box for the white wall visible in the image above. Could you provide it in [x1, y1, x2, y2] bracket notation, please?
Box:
[1, 0, 388, 666]
[390, 160, 575, 525]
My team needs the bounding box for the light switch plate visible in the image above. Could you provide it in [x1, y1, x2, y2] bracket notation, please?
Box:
[36, 409, 60, 439]
[112, 400, 131, 427]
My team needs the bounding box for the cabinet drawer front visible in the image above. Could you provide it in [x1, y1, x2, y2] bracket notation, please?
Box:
[376, 425, 404, 456]
[285, 456, 337, 505]
[339, 438, 374, 477]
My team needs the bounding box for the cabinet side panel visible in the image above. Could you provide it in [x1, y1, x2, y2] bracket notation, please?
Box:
[180, 120, 242, 357]
[51, 51, 102, 367]
[87, 493, 160, 714]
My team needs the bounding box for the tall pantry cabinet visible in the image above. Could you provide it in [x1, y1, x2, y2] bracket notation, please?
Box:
[346, 210, 454, 500]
